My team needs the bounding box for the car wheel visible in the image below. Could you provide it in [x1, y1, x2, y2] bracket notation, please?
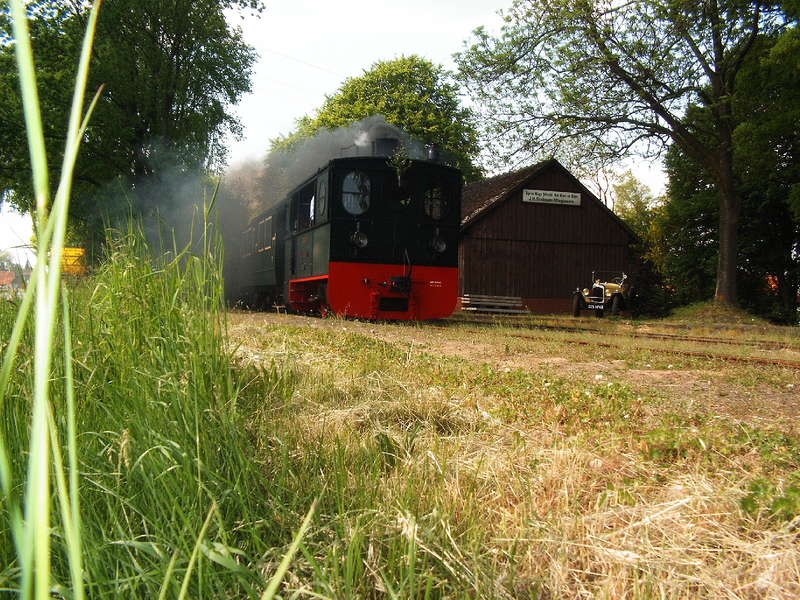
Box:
[572, 294, 582, 317]
[611, 294, 622, 316]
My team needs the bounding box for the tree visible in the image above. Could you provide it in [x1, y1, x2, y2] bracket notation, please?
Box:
[653, 30, 800, 322]
[613, 171, 659, 243]
[273, 56, 483, 181]
[0, 0, 262, 243]
[0, 250, 19, 271]
[653, 145, 722, 305]
[456, 0, 793, 306]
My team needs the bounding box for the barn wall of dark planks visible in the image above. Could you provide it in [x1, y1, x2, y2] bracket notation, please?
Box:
[459, 159, 638, 313]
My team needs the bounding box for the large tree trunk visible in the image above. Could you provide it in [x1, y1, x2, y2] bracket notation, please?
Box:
[713, 149, 739, 306]
[777, 273, 797, 322]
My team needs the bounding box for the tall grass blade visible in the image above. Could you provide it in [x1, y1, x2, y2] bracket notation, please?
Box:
[157, 551, 181, 600]
[61, 286, 84, 600]
[44, 0, 103, 308]
[8, 0, 50, 223]
[7, 1, 102, 598]
[261, 500, 318, 600]
[177, 502, 217, 600]
[9, 0, 56, 589]
[45, 407, 81, 600]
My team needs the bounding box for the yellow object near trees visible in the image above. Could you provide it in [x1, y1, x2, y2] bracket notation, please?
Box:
[61, 247, 87, 275]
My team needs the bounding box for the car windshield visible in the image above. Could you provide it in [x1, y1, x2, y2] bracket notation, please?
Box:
[594, 271, 625, 283]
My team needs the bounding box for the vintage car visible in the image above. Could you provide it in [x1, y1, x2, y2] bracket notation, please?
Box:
[572, 271, 631, 317]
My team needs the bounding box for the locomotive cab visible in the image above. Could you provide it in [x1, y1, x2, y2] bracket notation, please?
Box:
[289, 157, 460, 319]
[237, 154, 462, 320]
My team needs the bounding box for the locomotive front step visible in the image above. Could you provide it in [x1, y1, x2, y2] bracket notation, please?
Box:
[460, 294, 528, 314]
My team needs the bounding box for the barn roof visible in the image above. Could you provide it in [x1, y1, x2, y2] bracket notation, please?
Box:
[461, 160, 552, 226]
[460, 158, 636, 239]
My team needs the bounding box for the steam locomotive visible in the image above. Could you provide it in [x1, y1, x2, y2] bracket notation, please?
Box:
[234, 141, 462, 320]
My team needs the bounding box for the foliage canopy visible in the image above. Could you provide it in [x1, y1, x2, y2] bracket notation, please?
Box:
[456, 0, 793, 305]
[653, 31, 800, 322]
[272, 56, 483, 181]
[0, 0, 262, 243]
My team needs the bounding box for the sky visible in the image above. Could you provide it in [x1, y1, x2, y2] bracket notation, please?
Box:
[224, 0, 512, 165]
[0, 205, 33, 266]
[0, 0, 665, 264]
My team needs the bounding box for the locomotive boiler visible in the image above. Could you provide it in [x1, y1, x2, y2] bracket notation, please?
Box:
[235, 143, 462, 320]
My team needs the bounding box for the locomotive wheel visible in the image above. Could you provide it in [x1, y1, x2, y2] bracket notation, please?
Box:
[317, 281, 330, 317]
[572, 294, 582, 317]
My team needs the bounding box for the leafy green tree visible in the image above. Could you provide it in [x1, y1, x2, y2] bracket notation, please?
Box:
[273, 56, 483, 181]
[456, 0, 793, 306]
[652, 146, 721, 305]
[613, 171, 659, 245]
[607, 172, 675, 317]
[653, 31, 800, 322]
[0, 0, 262, 243]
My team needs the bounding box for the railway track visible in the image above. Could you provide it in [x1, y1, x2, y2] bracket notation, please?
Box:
[452, 327, 800, 370]
[444, 317, 800, 352]
[237, 310, 800, 369]
[462, 312, 797, 334]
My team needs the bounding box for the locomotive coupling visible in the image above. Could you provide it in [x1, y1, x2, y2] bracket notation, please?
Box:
[389, 276, 412, 294]
[376, 275, 413, 295]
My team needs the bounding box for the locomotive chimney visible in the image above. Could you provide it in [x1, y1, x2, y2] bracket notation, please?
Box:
[372, 137, 400, 157]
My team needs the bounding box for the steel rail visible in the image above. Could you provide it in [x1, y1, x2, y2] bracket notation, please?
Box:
[444, 317, 800, 352]
[455, 328, 800, 370]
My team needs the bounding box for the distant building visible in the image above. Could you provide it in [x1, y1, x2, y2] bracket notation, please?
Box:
[459, 159, 638, 313]
[0, 271, 14, 289]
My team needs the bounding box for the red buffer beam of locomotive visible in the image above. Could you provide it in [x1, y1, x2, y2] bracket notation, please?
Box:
[287, 262, 459, 320]
[329, 262, 458, 320]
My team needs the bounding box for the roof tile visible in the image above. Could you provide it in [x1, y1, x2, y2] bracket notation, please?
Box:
[461, 160, 553, 226]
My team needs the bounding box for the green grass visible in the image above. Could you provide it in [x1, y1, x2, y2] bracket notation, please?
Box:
[0, 224, 313, 597]
[3, 232, 798, 598]
[664, 300, 774, 326]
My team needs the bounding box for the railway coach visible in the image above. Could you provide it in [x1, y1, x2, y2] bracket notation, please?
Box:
[235, 148, 462, 320]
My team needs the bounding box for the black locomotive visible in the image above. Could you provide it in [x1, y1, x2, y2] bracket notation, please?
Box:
[232, 144, 462, 319]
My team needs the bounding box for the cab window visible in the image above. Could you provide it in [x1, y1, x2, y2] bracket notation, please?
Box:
[316, 173, 328, 222]
[423, 183, 447, 220]
[291, 181, 316, 231]
[257, 217, 272, 252]
[342, 171, 370, 215]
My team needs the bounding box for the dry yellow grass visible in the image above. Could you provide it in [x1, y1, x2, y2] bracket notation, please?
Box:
[228, 313, 800, 598]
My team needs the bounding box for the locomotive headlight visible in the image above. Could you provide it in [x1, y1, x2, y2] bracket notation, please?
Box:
[429, 235, 447, 253]
[350, 231, 368, 248]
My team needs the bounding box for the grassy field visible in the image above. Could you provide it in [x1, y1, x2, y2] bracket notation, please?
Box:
[5, 239, 798, 598]
[0, 230, 300, 597]
[225, 311, 800, 598]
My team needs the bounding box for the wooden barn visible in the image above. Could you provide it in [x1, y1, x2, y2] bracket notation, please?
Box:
[459, 159, 638, 313]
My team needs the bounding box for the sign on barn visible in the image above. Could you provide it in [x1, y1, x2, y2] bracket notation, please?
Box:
[522, 189, 581, 206]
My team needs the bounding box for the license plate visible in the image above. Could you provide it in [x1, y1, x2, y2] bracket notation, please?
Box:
[587, 303, 604, 310]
